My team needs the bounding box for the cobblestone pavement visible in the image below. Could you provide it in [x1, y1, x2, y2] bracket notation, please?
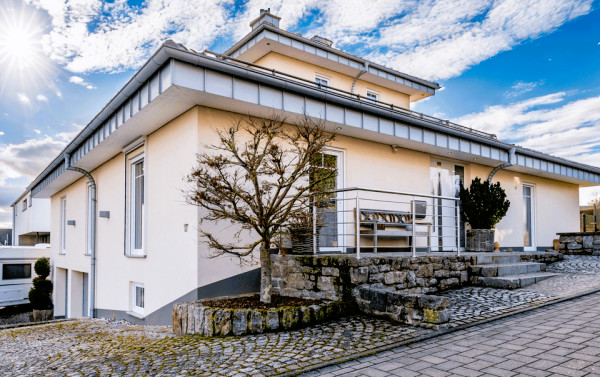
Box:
[439, 288, 553, 327]
[0, 315, 429, 376]
[547, 255, 600, 274]
[2, 256, 600, 376]
[308, 291, 600, 377]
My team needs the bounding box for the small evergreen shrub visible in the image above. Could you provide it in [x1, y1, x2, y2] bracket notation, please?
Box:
[459, 177, 510, 229]
[28, 257, 53, 310]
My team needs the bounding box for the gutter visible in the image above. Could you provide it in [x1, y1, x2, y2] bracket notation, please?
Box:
[64, 153, 97, 318]
[488, 147, 516, 182]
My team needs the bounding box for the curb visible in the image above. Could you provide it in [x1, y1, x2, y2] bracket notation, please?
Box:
[0, 318, 74, 331]
[281, 286, 600, 377]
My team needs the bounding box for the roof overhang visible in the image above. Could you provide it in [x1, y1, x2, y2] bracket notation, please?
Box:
[28, 42, 600, 199]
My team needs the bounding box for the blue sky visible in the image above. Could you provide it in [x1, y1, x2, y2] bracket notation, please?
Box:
[0, 0, 599, 227]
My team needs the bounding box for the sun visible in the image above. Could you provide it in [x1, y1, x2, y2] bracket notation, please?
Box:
[0, 1, 53, 98]
[0, 4, 44, 71]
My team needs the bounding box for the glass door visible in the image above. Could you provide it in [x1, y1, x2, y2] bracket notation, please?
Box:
[311, 149, 344, 252]
[523, 184, 536, 251]
[430, 160, 463, 252]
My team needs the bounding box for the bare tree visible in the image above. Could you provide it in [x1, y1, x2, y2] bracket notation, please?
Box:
[589, 191, 600, 207]
[185, 115, 336, 303]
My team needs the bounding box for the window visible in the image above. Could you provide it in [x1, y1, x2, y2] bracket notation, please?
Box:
[315, 74, 330, 90]
[128, 154, 145, 255]
[2, 264, 32, 280]
[86, 184, 93, 255]
[22, 199, 27, 212]
[131, 282, 145, 314]
[366, 90, 379, 102]
[60, 196, 67, 254]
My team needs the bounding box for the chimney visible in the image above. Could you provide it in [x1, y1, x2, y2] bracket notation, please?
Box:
[310, 35, 333, 48]
[250, 8, 281, 30]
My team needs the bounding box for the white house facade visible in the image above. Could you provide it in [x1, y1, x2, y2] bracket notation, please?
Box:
[19, 11, 600, 324]
[11, 191, 51, 246]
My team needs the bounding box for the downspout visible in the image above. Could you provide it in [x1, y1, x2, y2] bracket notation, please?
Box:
[12, 205, 16, 246]
[488, 147, 516, 182]
[351, 62, 369, 94]
[64, 153, 97, 318]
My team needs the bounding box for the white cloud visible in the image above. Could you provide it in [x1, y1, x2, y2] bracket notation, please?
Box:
[452, 92, 600, 168]
[33, 129, 41, 134]
[36, 94, 49, 102]
[17, 93, 30, 104]
[0, 131, 4, 136]
[69, 75, 96, 89]
[506, 81, 542, 98]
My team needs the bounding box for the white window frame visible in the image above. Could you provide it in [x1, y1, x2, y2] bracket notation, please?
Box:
[127, 153, 146, 256]
[523, 183, 536, 251]
[60, 196, 67, 254]
[366, 90, 380, 102]
[131, 282, 145, 315]
[85, 183, 93, 255]
[315, 147, 345, 253]
[315, 74, 330, 90]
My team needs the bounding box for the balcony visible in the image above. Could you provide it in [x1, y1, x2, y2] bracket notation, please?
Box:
[304, 187, 462, 258]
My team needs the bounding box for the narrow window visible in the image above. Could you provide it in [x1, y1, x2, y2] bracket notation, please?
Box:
[86, 184, 93, 255]
[132, 282, 145, 314]
[60, 196, 67, 254]
[129, 155, 145, 255]
[22, 199, 27, 211]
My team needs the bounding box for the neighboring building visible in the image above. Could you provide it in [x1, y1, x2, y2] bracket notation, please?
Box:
[0, 245, 50, 306]
[19, 10, 600, 324]
[0, 229, 12, 246]
[11, 191, 51, 246]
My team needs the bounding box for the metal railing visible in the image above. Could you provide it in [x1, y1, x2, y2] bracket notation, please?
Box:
[202, 50, 498, 141]
[310, 187, 462, 258]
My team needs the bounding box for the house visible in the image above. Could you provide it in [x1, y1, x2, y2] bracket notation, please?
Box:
[11, 190, 51, 246]
[19, 10, 600, 324]
[0, 229, 11, 246]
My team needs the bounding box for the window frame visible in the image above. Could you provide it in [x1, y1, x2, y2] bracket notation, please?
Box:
[131, 282, 145, 315]
[127, 152, 146, 256]
[1, 263, 32, 281]
[366, 90, 380, 102]
[314, 74, 330, 90]
[22, 199, 27, 212]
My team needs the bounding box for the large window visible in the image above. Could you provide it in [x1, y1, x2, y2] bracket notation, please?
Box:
[2, 263, 32, 280]
[128, 154, 145, 255]
[60, 196, 67, 254]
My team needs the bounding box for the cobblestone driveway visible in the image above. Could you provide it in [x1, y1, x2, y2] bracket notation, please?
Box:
[2, 255, 600, 376]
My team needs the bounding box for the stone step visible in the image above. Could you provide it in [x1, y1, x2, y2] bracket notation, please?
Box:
[475, 255, 521, 265]
[471, 262, 546, 277]
[474, 272, 559, 290]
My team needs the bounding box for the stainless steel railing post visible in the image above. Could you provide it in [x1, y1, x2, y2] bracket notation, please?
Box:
[356, 192, 361, 260]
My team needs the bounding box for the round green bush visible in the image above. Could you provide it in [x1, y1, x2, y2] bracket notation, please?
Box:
[34, 257, 50, 279]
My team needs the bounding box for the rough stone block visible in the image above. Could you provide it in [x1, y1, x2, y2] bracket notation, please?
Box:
[322, 267, 339, 277]
[406, 271, 417, 287]
[249, 310, 265, 334]
[439, 278, 459, 290]
[567, 243, 583, 250]
[203, 308, 215, 337]
[193, 306, 205, 334]
[214, 310, 232, 336]
[583, 236, 594, 249]
[383, 271, 396, 285]
[266, 309, 280, 331]
[434, 269, 450, 278]
[418, 295, 449, 310]
[300, 306, 311, 325]
[369, 273, 384, 283]
[317, 276, 334, 292]
[379, 264, 391, 272]
[369, 289, 387, 311]
[350, 267, 369, 284]
[416, 264, 433, 278]
[281, 308, 300, 330]
[232, 309, 249, 336]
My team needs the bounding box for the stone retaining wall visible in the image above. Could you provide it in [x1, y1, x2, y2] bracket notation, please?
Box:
[557, 232, 600, 255]
[172, 299, 355, 336]
[355, 286, 450, 329]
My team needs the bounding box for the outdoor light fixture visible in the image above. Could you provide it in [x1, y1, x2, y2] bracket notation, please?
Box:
[67, 220, 76, 226]
[99, 211, 110, 219]
[391, 145, 400, 153]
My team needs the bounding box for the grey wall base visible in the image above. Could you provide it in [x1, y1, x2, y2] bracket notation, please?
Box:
[96, 268, 260, 326]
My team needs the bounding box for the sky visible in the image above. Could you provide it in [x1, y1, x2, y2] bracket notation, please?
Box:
[0, 0, 599, 228]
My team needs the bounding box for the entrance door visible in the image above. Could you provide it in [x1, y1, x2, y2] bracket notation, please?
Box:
[312, 149, 344, 252]
[430, 160, 463, 251]
[523, 184, 536, 251]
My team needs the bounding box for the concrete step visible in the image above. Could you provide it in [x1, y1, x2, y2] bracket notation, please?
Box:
[474, 272, 559, 290]
[475, 255, 521, 265]
[471, 262, 546, 277]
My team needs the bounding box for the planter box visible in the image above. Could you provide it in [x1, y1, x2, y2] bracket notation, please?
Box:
[466, 229, 495, 252]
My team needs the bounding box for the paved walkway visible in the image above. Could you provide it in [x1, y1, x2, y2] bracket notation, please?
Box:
[307, 291, 600, 377]
[0, 255, 599, 376]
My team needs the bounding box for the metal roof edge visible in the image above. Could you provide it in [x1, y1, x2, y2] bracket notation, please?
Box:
[223, 23, 441, 91]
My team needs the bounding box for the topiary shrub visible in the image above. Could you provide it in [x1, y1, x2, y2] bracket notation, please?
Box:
[459, 177, 510, 229]
[28, 257, 53, 310]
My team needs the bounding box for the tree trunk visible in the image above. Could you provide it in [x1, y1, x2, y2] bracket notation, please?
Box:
[259, 241, 273, 303]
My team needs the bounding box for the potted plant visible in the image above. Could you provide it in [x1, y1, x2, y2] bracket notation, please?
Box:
[459, 177, 510, 252]
[28, 257, 54, 321]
